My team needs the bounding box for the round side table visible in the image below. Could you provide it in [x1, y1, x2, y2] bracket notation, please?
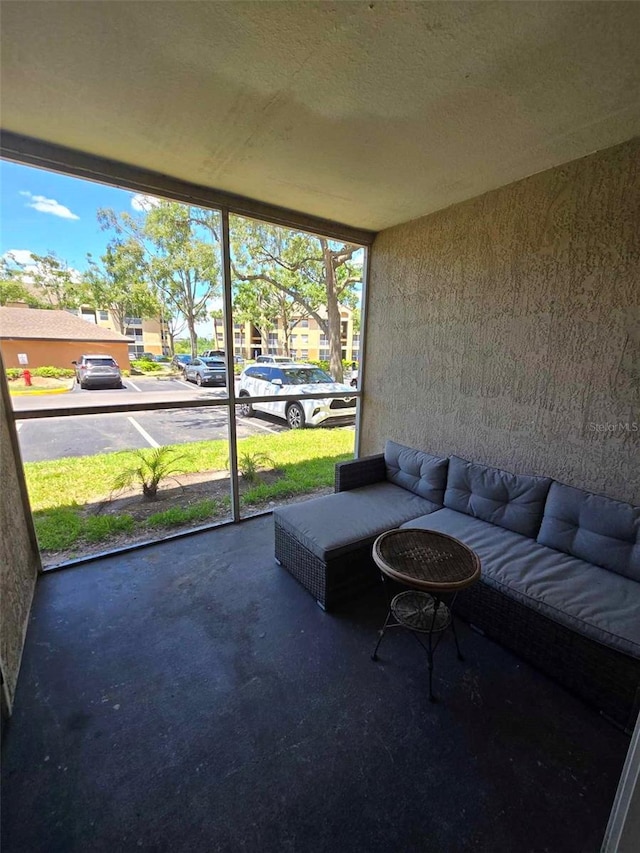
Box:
[371, 527, 481, 701]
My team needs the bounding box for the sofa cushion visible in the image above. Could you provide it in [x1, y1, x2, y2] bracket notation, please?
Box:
[444, 456, 552, 539]
[538, 482, 640, 581]
[384, 440, 449, 504]
[402, 508, 640, 659]
[274, 482, 440, 562]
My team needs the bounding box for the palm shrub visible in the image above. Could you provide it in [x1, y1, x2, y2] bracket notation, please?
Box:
[238, 451, 275, 484]
[112, 446, 188, 499]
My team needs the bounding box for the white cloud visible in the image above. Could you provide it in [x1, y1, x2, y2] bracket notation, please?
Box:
[20, 191, 79, 220]
[131, 193, 162, 212]
[3, 248, 36, 266]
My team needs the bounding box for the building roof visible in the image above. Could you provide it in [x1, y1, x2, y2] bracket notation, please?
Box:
[0, 307, 132, 342]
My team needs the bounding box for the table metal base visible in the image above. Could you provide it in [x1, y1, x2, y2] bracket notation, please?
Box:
[371, 589, 464, 701]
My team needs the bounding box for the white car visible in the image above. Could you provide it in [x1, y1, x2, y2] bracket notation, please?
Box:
[238, 363, 356, 429]
[255, 355, 293, 364]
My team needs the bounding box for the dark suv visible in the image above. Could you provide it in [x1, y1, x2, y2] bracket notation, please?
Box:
[72, 354, 123, 390]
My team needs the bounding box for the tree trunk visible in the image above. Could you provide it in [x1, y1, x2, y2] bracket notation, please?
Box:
[322, 240, 344, 382]
[260, 325, 270, 355]
[188, 319, 198, 358]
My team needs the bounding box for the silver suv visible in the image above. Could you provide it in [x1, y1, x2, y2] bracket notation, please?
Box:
[72, 354, 123, 390]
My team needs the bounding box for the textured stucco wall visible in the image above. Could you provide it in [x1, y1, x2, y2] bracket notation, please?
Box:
[0, 365, 39, 712]
[362, 138, 640, 505]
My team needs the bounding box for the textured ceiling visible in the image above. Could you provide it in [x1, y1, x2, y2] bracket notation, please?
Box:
[1, 1, 639, 231]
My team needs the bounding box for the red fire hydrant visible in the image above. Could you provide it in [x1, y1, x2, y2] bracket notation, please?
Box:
[23, 369, 32, 387]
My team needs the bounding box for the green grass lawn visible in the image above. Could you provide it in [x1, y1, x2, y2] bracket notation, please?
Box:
[27, 429, 355, 554]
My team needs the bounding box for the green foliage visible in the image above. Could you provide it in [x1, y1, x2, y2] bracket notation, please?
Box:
[238, 451, 275, 483]
[138, 353, 155, 361]
[5, 366, 74, 381]
[33, 506, 84, 551]
[81, 239, 159, 333]
[174, 337, 211, 354]
[2, 251, 81, 309]
[0, 278, 47, 307]
[130, 359, 163, 372]
[28, 432, 355, 553]
[98, 202, 222, 356]
[146, 499, 222, 528]
[306, 359, 354, 375]
[25, 429, 354, 512]
[33, 507, 134, 550]
[84, 514, 134, 542]
[230, 217, 363, 381]
[33, 366, 75, 379]
[111, 446, 188, 499]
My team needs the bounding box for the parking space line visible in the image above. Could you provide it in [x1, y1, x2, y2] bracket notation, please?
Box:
[126, 379, 143, 392]
[128, 416, 160, 448]
[173, 378, 194, 389]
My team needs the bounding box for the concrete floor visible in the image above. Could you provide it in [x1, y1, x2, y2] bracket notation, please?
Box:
[1, 515, 630, 852]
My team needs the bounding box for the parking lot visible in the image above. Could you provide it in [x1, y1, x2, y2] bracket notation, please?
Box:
[13, 374, 289, 462]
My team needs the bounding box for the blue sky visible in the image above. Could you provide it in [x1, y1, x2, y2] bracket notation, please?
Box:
[0, 160, 144, 273]
[0, 160, 218, 336]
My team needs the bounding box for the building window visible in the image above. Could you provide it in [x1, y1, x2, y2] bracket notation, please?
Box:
[300, 350, 308, 360]
[299, 319, 309, 328]
[125, 317, 142, 326]
[268, 333, 278, 345]
[319, 335, 329, 346]
[319, 348, 329, 360]
[300, 334, 308, 345]
[98, 310, 109, 321]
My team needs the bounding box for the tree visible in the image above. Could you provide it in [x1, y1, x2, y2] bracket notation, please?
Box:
[232, 280, 279, 357]
[160, 300, 187, 356]
[2, 251, 80, 308]
[210, 308, 225, 352]
[98, 202, 222, 358]
[81, 240, 159, 334]
[232, 280, 309, 357]
[0, 278, 46, 308]
[230, 219, 361, 381]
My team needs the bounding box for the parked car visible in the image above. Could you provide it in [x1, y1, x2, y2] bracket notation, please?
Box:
[237, 363, 355, 429]
[170, 354, 192, 373]
[200, 349, 225, 358]
[255, 355, 293, 364]
[184, 356, 226, 387]
[72, 354, 123, 390]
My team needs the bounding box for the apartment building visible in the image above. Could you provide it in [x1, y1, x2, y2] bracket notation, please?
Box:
[230, 305, 360, 363]
[74, 307, 170, 358]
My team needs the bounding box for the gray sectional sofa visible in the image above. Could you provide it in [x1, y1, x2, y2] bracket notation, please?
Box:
[274, 440, 640, 730]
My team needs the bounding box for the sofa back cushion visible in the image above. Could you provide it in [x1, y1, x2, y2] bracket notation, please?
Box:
[384, 440, 449, 505]
[538, 482, 640, 581]
[444, 456, 552, 539]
